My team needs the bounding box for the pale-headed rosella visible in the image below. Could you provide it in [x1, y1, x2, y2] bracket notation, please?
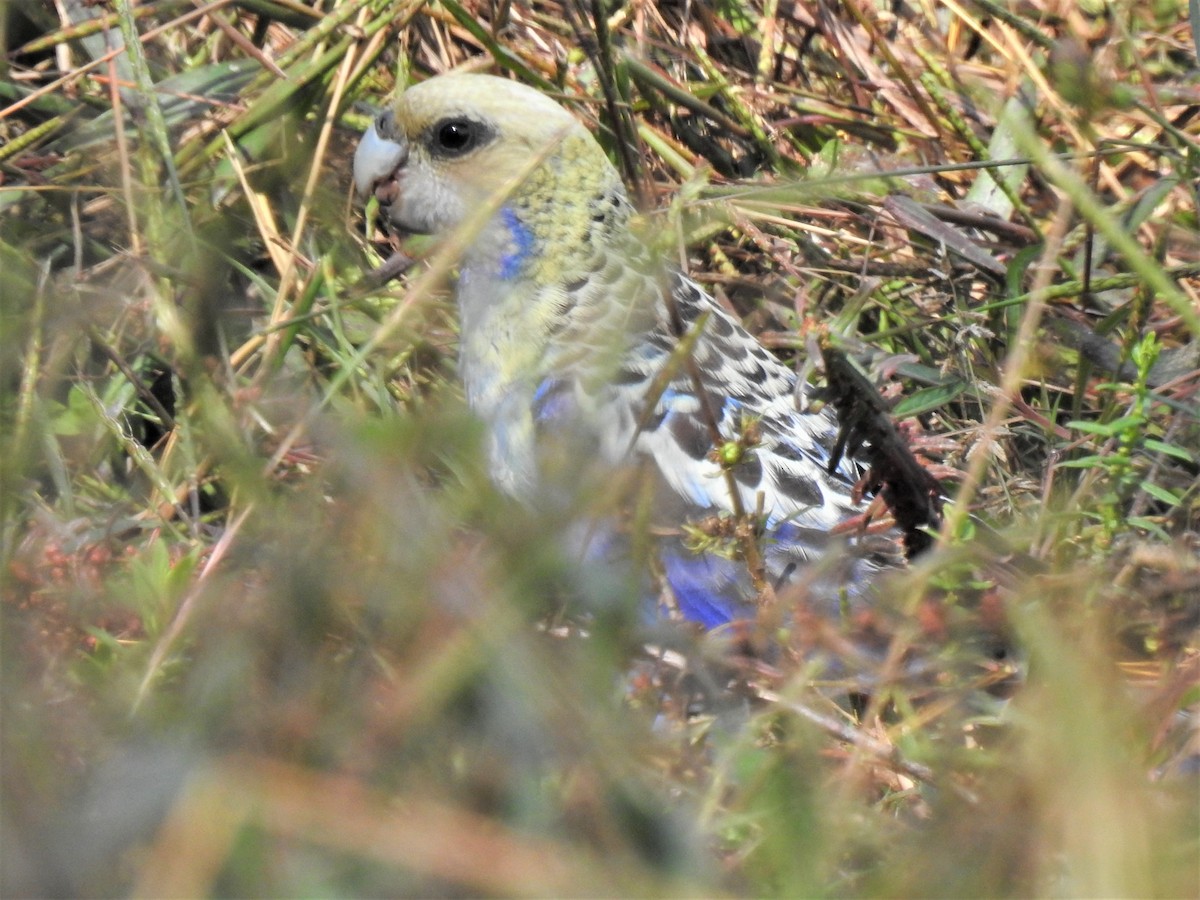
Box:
[353, 73, 898, 631]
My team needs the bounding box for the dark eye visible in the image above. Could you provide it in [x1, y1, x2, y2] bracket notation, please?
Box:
[432, 118, 481, 157]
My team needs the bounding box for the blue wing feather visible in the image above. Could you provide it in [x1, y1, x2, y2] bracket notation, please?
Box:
[525, 267, 894, 629]
[660, 545, 754, 629]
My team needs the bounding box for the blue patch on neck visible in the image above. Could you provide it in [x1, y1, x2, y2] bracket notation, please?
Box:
[498, 207, 535, 280]
[532, 376, 577, 423]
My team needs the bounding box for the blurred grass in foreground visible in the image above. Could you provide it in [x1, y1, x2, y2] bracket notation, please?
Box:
[2, 0, 1197, 895]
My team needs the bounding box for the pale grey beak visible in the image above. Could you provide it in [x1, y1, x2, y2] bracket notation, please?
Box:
[353, 114, 407, 199]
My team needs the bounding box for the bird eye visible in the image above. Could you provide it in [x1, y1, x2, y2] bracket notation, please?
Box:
[432, 118, 481, 157]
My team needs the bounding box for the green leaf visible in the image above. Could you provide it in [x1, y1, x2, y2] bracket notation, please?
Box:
[1066, 420, 1117, 437]
[891, 380, 969, 418]
[1143, 439, 1196, 463]
[1057, 455, 1108, 468]
[50, 386, 102, 437]
[1139, 482, 1182, 506]
[1067, 415, 1144, 436]
[1128, 516, 1172, 539]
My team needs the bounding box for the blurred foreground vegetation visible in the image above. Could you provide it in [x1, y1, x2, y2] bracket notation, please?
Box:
[2, 0, 1198, 895]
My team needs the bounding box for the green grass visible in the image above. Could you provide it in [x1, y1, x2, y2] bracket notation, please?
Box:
[2, 0, 1197, 895]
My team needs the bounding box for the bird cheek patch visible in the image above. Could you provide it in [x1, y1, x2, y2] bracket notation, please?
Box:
[383, 165, 463, 236]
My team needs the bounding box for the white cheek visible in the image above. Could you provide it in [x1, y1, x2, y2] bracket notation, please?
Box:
[390, 166, 466, 234]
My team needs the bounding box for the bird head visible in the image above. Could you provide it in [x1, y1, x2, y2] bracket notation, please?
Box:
[354, 74, 626, 274]
[353, 73, 648, 476]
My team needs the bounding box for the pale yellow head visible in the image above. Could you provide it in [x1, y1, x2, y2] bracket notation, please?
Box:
[354, 73, 623, 249]
[353, 74, 649, 493]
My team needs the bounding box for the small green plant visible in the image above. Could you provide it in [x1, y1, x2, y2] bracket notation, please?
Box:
[1062, 332, 1192, 543]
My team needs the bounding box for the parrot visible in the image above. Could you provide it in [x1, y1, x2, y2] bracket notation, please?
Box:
[352, 73, 898, 632]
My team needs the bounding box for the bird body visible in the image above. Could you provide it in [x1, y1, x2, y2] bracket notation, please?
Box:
[354, 74, 891, 629]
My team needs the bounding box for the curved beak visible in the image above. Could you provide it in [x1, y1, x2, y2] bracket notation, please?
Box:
[353, 112, 407, 201]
